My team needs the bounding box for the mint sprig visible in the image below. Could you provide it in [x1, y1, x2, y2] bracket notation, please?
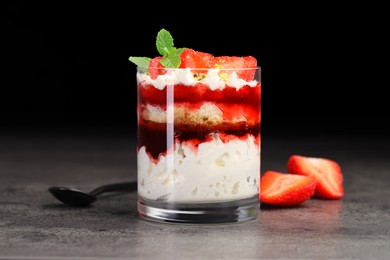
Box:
[128, 28, 186, 72]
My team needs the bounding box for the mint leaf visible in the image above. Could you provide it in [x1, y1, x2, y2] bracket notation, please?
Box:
[160, 48, 186, 68]
[128, 56, 151, 68]
[156, 29, 174, 56]
[128, 57, 151, 73]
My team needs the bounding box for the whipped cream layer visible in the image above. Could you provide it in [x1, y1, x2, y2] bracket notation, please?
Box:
[138, 133, 260, 202]
[137, 68, 258, 90]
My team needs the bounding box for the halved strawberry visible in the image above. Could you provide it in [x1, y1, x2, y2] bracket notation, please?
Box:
[242, 56, 257, 80]
[260, 171, 317, 206]
[287, 155, 344, 199]
[213, 55, 257, 81]
[148, 56, 165, 79]
[213, 56, 244, 68]
[179, 48, 214, 72]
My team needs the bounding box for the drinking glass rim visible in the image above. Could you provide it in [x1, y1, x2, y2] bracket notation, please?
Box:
[138, 66, 261, 71]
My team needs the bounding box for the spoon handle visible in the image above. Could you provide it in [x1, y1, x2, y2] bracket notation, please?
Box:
[89, 181, 137, 197]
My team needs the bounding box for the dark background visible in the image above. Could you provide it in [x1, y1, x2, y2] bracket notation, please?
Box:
[1, 2, 387, 137]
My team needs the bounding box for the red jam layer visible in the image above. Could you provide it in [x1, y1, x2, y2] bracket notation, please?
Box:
[138, 121, 260, 160]
[138, 83, 261, 105]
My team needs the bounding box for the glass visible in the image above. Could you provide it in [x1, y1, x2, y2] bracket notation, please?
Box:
[136, 67, 261, 223]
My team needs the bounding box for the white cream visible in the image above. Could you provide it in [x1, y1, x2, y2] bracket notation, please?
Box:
[137, 68, 258, 90]
[137, 133, 260, 203]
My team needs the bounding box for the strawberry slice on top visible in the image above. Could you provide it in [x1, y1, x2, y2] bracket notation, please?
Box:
[260, 171, 317, 206]
[213, 55, 257, 81]
[179, 48, 214, 73]
[148, 56, 165, 79]
[287, 155, 344, 199]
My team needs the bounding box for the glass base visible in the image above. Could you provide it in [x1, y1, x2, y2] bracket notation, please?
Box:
[137, 196, 259, 224]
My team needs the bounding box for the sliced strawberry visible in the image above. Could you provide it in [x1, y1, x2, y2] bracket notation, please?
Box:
[260, 171, 317, 206]
[148, 56, 165, 79]
[242, 56, 257, 80]
[179, 48, 214, 73]
[243, 56, 257, 68]
[213, 55, 257, 81]
[287, 155, 344, 199]
[213, 56, 245, 68]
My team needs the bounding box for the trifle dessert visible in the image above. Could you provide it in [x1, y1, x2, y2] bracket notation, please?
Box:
[130, 29, 261, 223]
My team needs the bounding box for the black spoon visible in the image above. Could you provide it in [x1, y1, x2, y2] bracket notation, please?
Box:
[48, 181, 137, 207]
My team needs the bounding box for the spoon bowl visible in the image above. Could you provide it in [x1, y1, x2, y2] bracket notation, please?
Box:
[48, 187, 97, 207]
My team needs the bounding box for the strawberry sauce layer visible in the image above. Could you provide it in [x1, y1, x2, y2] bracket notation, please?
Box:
[138, 122, 260, 160]
[138, 83, 261, 104]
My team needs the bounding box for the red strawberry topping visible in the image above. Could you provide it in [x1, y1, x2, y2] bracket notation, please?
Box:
[148, 57, 165, 79]
[213, 55, 257, 81]
[179, 48, 214, 71]
[147, 48, 258, 81]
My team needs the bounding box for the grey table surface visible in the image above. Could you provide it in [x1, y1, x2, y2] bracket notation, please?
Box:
[0, 127, 389, 259]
